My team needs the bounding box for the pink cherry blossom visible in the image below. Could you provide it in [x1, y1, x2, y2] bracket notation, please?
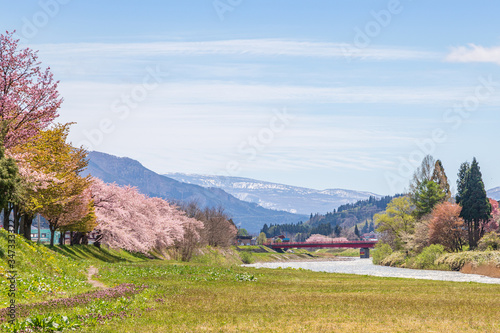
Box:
[91, 178, 203, 254]
[0, 31, 61, 148]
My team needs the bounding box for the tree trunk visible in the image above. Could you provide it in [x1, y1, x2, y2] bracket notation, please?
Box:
[13, 205, 19, 234]
[49, 226, 56, 247]
[93, 233, 102, 248]
[3, 205, 9, 230]
[81, 233, 89, 245]
[467, 221, 474, 249]
[23, 215, 33, 240]
[19, 214, 25, 238]
[59, 231, 66, 246]
[70, 231, 74, 246]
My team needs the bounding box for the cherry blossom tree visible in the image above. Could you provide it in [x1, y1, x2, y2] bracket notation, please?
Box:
[484, 198, 500, 233]
[91, 178, 203, 255]
[0, 31, 61, 148]
[11, 124, 91, 244]
[306, 234, 349, 243]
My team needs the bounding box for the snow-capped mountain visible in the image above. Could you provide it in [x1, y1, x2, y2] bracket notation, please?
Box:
[487, 187, 500, 201]
[86, 152, 307, 233]
[164, 173, 381, 215]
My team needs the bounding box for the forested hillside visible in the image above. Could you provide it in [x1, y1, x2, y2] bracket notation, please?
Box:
[309, 195, 402, 229]
[261, 195, 401, 240]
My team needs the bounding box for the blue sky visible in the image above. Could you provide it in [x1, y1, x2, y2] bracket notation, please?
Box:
[2, 1, 500, 195]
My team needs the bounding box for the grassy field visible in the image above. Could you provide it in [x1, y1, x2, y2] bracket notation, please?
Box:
[2, 240, 500, 332]
[84, 260, 500, 333]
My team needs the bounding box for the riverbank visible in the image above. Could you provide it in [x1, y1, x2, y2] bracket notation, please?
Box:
[245, 258, 500, 284]
[375, 247, 500, 279]
[50, 258, 500, 332]
[2, 244, 500, 332]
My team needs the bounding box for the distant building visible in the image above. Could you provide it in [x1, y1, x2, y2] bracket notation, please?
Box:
[362, 232, 378, 241]
[236, 235, 253, 246]
[30, 228, 61, 244]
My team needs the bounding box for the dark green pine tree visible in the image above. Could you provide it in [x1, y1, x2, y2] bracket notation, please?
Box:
[261, 223, 269, 237]
[354, 225, 360, 239]
[456, 162, 470, 206]
[334, 225, 342, 237]
[361, 220, 369, 234]
[458, 158, 491, 249]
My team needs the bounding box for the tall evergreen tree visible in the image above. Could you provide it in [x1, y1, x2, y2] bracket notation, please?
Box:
[456, 162, 470, 206]
[361, 220, 369, 234]
[457, 158, 491, 249]
[432, 160, 451, 201]
[334, 225, 342, 237]
[354, 225, 360, 239]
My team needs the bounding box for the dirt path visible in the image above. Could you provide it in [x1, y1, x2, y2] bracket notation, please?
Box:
[87, 266, 106, 288]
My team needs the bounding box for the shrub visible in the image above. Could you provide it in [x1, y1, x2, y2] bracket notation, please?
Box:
[477, 232, 500, 251]
[240, 251, 254, 264]
[413, 244, 445, 269]
[381, 251, 406, 267]
[436, 250, 500, 271]
[372, 242, 392, 265]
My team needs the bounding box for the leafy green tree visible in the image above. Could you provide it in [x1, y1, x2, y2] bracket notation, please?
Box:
[414, 180, 446, 219]
[0, 137, 21, 230]
[456, 158, 491, 249]
[374, 196, 415, 251]
[237, 228, 249, 236]
[256, 232, 267, 245]
[409, 155, 436, 196]
[15, 124, 92, 246]
[372, 242, 393, 265]
[410, 157, 448, 219]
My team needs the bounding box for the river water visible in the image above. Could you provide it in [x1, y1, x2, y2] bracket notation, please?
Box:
[244, 258, 500, 284]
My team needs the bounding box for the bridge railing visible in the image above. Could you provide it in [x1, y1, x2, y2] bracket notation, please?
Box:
[263, 240, 377, 248]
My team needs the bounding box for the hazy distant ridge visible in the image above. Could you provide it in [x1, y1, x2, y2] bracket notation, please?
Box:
[165, 173, 381, 215]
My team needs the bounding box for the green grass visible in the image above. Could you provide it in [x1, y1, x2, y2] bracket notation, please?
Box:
[2, 240, 500, 332]
[0, 230, 90, 305]
[51, 245, 151, 263]
[77, 260, 500, 333]
[315, 248, 361, 257]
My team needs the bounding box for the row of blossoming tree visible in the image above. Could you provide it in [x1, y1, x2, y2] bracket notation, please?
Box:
[0, 31, 236, 256]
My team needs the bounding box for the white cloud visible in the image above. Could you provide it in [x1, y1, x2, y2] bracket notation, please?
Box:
[446, 44, 500, 65]
[57, 80, 492, 109]
[35, 39, 438, 61]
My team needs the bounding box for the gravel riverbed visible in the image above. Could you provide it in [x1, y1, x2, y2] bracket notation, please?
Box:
[244, 258, 500, 284]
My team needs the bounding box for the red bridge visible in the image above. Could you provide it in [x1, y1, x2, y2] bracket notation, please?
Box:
[265, 240, 377, 250]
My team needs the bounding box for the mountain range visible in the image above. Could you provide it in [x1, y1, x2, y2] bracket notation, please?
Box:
[85, 151, 308, 232]
[487, 187, 500, 201]
[85, 151, 500, 233]
[164, 173, 381, 215]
